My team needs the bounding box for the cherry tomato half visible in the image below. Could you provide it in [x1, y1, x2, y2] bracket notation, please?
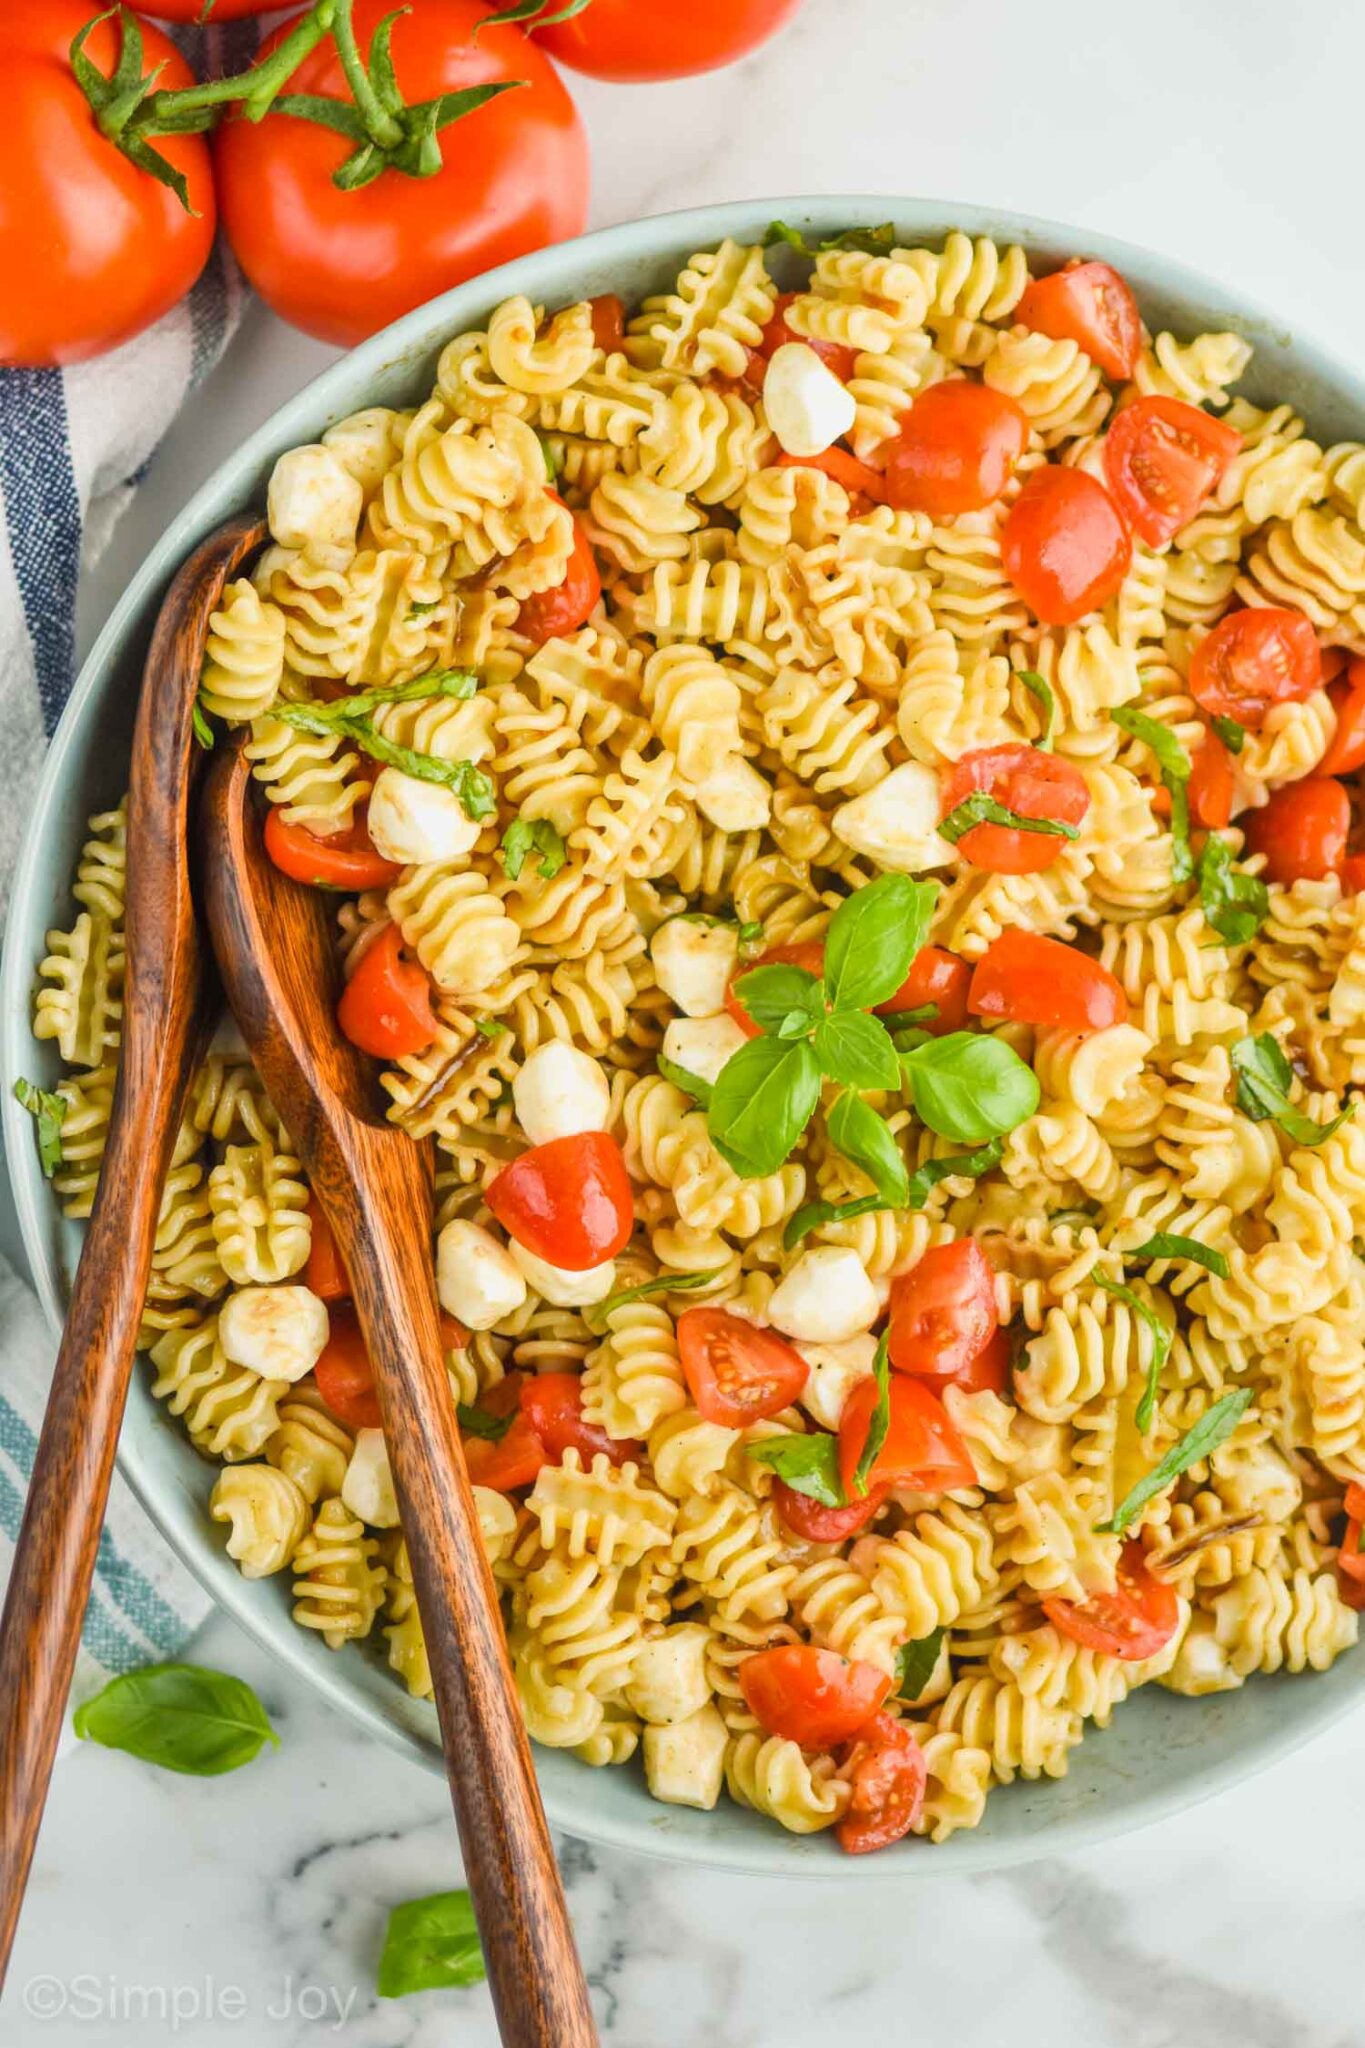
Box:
[677, 1307, 809, 1426]
[968, 930, 1129, 1034]
[336, 924, 437, 1060]
[1241, 776, 1350, 885]
[1317, 659, 1365, 776]
[463, 1389, 549, 1492]
[1188, 608, 1322, 728]
[772, 1475, 888, 1543]
[776, 448, 891, 503]
[588, 294, 626, 353]
[836, 1711, 928, 1856]
[487, 1131, 634, 1271]
[313, 1305, 382, 1429]
[837, 1373, 977, 1499]
[725, 941, 826, 1040]
[535, 0, 802, 82]
[305, 1198, 350, 1303]
[752, 292, 858, 383]
[740, 1645, 890, 1749]
[1014, 260, 1142, 383]
[519, 1371, 638, 1467]
[880, 380, 1030, 518]
[1002, 467, 1132, 626]
[1339, 855, 1365, 897]
[887, 1240, 997, 1382]
[951, 1321, 1011, 1398]
[264, 805, 402, 890]
[515, 509, 602, 645]
[876, 946, 972, 1033]
[1337, 1515, 1365, 1590]
[939, 744, 1090, 874]
[1105, 396, 1241, 549]
[1186, 726, 1235, 831]
[1044, 1540, 1181, 1662]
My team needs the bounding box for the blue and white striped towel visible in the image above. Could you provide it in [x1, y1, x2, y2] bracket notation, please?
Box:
[0, 17, 260, 1696]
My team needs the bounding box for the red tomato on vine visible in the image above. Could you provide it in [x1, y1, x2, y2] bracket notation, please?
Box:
[529, 0, 803, 82]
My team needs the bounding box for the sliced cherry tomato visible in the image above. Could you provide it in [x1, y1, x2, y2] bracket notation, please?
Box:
[724, 941, 826, 1040]
[836, 1711, 928, 1856]
[1044, 1540, 1181, 1662]
[1189, 607, 1322, 728]
[837, 1373, 977, 1500]
[463, 1410, 549, 1492]
[968, 930, 1128, 1034]
[439, 1311, 469, 1352]
[1014, 260, 1142, 383]
[1337, 1516, 1365, 1588]
[776, 448, 890, 503]
[879, 380, 1030, 517]
[752, 292, 858, 383]
[535, 0, 802, 81]
[677, 1307, 808, 1426]
[487, 1131, 634, 1271]
[1321, 646, 1351, 685]
[1001, 467, 1132, 626]
[876, 945, 972, 1033]
[305, 1198, 350, 1303]
[515, 510, 601, 645]
[939, 743, 1090, 874]
[1339, 854, 1365, 897]
[951, 1321, 1011, 1398]
[887, 1241, 997, 1381]
[1187, 726, 1235, 830]
[1345, 1483, 1365, 1520]
[519, 1371, 638, 1467]
[1105, 397, 1241, 548]
[1317, 659, 1365, 776]
[588, 293, 626, 353]
[772, 1476, 889, 1543]
[264, 804, 402, 890]
[336, 923, 437, 1060]
[1241, 777, 1350, 885]
[740, 1644, 891, 1749]
[313, 1305, 382, 1429]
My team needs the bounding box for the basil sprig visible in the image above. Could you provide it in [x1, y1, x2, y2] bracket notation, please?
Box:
[1015, 669, 1055, 751]
[851, 1335, 892, 1497]
[1126, 1232, 1229, 1279]
[658, 1053, 713, 1106]
[14, 1076, 66, 1177]
[275, 680, 493, 822]
[747, 1431, 843, 1505]
[895, 1628, 946, 1701]
[938, 792, 1079, 847]
[1092, 1274, 1170, 1433]
[1099, 1389, 1254, 1536]
[1112, 705, 1192, 884]
[593, 1268, 721, 1325]
[72, 1662, 279, 1775]
[905, 1135, 1004, 1208]
[708, 1036, 824, 1178]
[827, 1088, 909, 1205]
[899, 1032, 1039, 1144]
[1231, 1034, 1352, 1147]
[783, 1193, 889, 1251]
[500, 817, 566, 882]
[764, 219, 897, 258]
[1198, 834, 1268, 947]
[377, 1889, 487, 1998]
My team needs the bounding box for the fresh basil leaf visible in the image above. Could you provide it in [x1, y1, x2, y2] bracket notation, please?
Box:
[1092, 1275, 1171, 1434]
[729, 962, 824, 1037]
[1112, 705, 1193, 883]
[826, 1088, 910, 1206]
[1197, 834, 1268, 947]
[1126, 1232, 1229, 1279]
[782, 1193, 888, 1251]
[812, 1009, 900, 1090]
[895, 1627, 946, 1701]
[888, 1025, 934, 1055]
[1211, 715, 1246, 756]
[658, 1053, 714, 1106]
[1015, 669, 1055, 751]
[1230, 1033, 1352, 1147]
[14, 1076, 67, 1178]
[887, 1003, 937, 1027]
[938, 792, 1079, 847]
[191, 698, 214, 750]
[281, 670, 476, 721]
[596, 1268, 720, 1323]
[901, 1031, 1040, 1144]
[708, 1035, 822, 1177]
[500, 817, 566, 882]
[1098, 1389, 1254, 1536]
[473, 1016, 509, 1038]
[747, 1432, 844, 1505]
[905, 1135, 1003, 1210]
[274, 703, 494, 821]
[72, 1662, 278, 1775]
[536, 430, 560, 481]
[377, 1889, 487, 1998]
[457, 1402, 514, 1443]
[763, 219, 897, 258]
[823, 874, 937, 1013]
[852, 1334, 891, 1496]
[737, 920, 764, 945]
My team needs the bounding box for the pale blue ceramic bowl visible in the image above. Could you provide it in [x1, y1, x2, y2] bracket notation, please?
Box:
[6, 198, 1363, 1875]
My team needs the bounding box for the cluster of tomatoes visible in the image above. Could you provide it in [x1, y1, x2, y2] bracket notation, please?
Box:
[0, 0, 801, 368]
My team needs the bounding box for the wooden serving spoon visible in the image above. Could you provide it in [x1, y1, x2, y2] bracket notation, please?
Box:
[198, 733, 597, 2048]
[0, 513, 265, 1987]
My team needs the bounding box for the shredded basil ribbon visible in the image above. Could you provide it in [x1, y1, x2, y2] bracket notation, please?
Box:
[938, 791, 1079, 846]
[13, 1077, 66, 1177]
[1111, 704, 1192, 884]
[1092, 1273, 1171, 1434]
[1231, 1034, 1352, 1147]
[1099, 1389, 1254, 1535]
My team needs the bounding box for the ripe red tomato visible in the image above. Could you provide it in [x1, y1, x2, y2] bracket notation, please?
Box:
[880, 380, 1030, 517]
[1338, 1485, 1365, 1592]
[1044, 1541, 1181, 1662]
[515, 511, 602, 645]
[876, 946, 972, 1033]
[314, 1305, 383, 1428]
[886, 1241, 997, 1382]
[535, 0, 803, 82]
[837, 1373, 976, 1499]
[739, 1645, 890, 1749]
[0, 3, 215, 367]
[776, 448, 890, 503]
[336, 924, 438, 1060]
[213, 0, 588, 346]
[836, 1712, 928, 1856]
[139, 0, 266, 13]
[968, 930, 1128, 1034]
[519, 1371, 638, 1466]
[1186, 726, 1235, 830]
[677, 1307, 809, 1426]
[754, 292, 858, 383]
[1317, 659, 1365, 776]
[463, 1378, 548, 1490]
[1189, 607, 1322, 728]
[487, 1131, 634, 1270]
[305, 1197, 350, 1303]
[939, 744, 1090, 874]
[1002, 467, 1132, 626]
[264, 805, 402, 890]
[1014, 260, 1142, 382]
[772, 1476, 888, 1543]
[1241, 777, 1350, 885]
[1339, 854, 1365, 897]
[1105, 397, 1241, 548]
[951, 1321, 1011, 1397]
[724, 941, 825, 1040]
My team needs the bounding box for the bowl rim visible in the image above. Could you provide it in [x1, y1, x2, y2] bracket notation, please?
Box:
[7, 191, 1365, 1877]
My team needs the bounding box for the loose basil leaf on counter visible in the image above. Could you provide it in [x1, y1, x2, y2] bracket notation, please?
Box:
[822, 873, 936, 1013]
[1098, 1389, 1254, 1536]
[708, 1035, 822, 1177]
[377, 1889, 487, 1998]
[13, 1076, 67, 1178]
[658, 1053, 714, 1106]
[1092, 1275, 1171, 1434]
[500, 817, 566, 882]
[900, 1031, 1040, 1144]
[895, 1627, 946, 1702]
[1211, 714, 1246, 755]
[1112, 705, 1193, 883]
[851, 1334, 892, 1497]
[1126, 1232, 1229, 1279]
[1015, 669, 1055, 751]
[826, 1088, 910, 1207]
[1231, 1033, 1352, 1147]
[764, 219, 897, 258]
[191, 698, 214, 750]
[938, 792, 1079, 847]
[729, 961, 824, 1037]
[812, 1009, 900, 1091]
[783, 1192, 889, 1251]
[456, 1402, 514, 1443]
[747, 1432, 844, 1506]
[1197, 834, 1268, 947]
[72, 1662, 279, 1776]
[905, 1136, 1003, 1210]
[593, 1269, 721, 1327]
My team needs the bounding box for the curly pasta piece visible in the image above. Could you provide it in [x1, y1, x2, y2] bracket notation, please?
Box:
[860, 1502, 997, 1638]
[724, 1733, 849, 1832]
[291, 1496, 386, 1650]
[628, 240, 776, 380]
[581, 1299, 687, 1440]
[208, 1136, 311, 1286]
[210, 1464, 309, 1578]
[487, 294, 597, 394]
[149, 1320, 288, 1463]
[934, 1673, 1082, 1784]
[388, 866, 522, 996]
[266, 1384, 353, 1504]
[199, 578, 286, 722]
[526, 1449, 675, 1567]
[1210, 1566, 1358, 1676]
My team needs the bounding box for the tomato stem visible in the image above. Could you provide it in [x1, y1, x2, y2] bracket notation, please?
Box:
[330, 0, 406, 148]
[141, 2, 339, 125]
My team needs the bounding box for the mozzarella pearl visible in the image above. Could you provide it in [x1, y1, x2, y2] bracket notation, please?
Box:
[218, 1285, 329, 1383]
[340, 1427, 401, 1528]
[695, 755, 773, 832]
[767, 1246, 880, 1344]
[796, 1331, 879, 1431]
[833, 762, 956, 873]
[626, 1625, 714, 1726]
[266, 443, 362, 556]
[661, 1012, 747, 1088]
[510, 1242, 616, 1308]
[366, 768, 482, 867]
[763, 341, 857, 458]
[436, 1219, 528, 1331]
[512, 1041, 612, 1147]
[651, 918, 740, 1018]
[321, 406, 401, 498]
[642, 1704, 728, 1810]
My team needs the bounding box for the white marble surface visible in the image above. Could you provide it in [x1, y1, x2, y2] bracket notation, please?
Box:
[13, 0, 1365, 2038]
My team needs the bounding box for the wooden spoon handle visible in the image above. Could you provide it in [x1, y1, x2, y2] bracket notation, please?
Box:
[324, 1141, 597, 2047]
